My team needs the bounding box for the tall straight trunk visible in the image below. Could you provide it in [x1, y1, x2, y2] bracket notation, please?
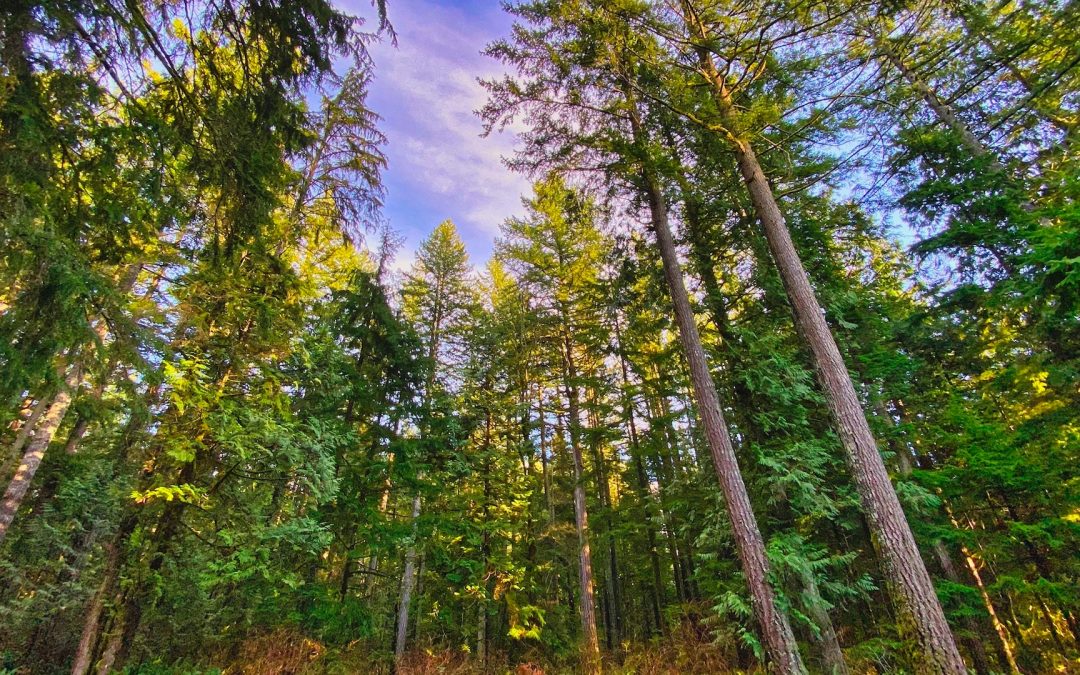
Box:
[0, 263, 142, 542]
[477, 409, 494, 667]
[644, 394, 691, 605]
[799, 569, 849, 675]
[562, 331, 602, 674]
[681, 184, 851, 669]
[881, 402, 997, 675]
[71, 380, 160, 675]
[684, 25, 965, 668]
[613, 313, 665, 635]
[933, 540, 1018, 674]
[949, 3, 1073, 134]
[587, 401, 622, 650]
[6, 395, 49, 462]
[394, 492, 422, 666]
[0, 362, 81, 544]
[638, 161, 806, 674]
[537, 388, 555, 524]
[71, 513, 136, 675]
[876, 36, 1004, 172]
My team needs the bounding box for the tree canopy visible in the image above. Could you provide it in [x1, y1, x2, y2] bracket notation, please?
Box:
[0, 0, 1076, 673]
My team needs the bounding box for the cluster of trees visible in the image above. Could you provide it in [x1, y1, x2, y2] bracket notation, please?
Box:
[0, 0, 1075, 674]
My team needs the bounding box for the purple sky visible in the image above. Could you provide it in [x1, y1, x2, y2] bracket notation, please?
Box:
[344, 0, 531, 270]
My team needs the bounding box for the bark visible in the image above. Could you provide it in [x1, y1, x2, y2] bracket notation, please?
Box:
[934, 539, 1019, 674]
[587, 401, 623, 650]
[682, 178, 850, 669]
[113, 466, 190, 666]
[0, 263, 142, 542]
[394, 492, 422, 666]
[0, 363, 81, 544]
[677, 19, 965, 665]
[613, 313, 665, 636]
[537, 388, 555, 524]
[562, 331, 602, 675]
[733, 133, 963, 672]
[478, 409, 494, 668]
[7, 395, 49, 463]
[876, 37, 1004, 172]
[71, 514, 136, 675]
[882, 403, 996, 674]
[799, 569, 849, 675]
[477, 600, 487, 667]
[639, 162, 805, 674]
[71, 379, 160, 675]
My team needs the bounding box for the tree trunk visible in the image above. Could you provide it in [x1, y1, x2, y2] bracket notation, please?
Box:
[562, 332, 602, 675]
[933, 539, 1018, 674]
[6, 394, 49, 463]
[71, 514, 135, 675]
[613, 313, 665, 635]
[799, 569, 849, 675]
[877, 37, 1004, 171]
[671, 12, 965, 664]
[882, 403, 997, 674]
[587, 400, 623, 651]
[638, 161, 806, 674]
[0, 363, 81, 544]
[537, 388, 555, 524]
[394, 492, 422, 666]
[949, 3, 1073, 134]
[713, 97, 966, 675]
[736, 133, 964, 671]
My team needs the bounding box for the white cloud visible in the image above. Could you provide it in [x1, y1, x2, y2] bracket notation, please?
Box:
[355, 0, 532, 259]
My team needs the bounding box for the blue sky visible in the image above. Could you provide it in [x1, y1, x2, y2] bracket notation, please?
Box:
[343, 0, 531, 270]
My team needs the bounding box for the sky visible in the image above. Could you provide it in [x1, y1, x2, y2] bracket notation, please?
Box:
[342, 0, 531, 270]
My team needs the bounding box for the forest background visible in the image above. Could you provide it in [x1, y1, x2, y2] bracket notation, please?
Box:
[0, 0, 1076, 673]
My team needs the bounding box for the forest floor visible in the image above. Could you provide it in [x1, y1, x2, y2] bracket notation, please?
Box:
[216, 623, 755, 675]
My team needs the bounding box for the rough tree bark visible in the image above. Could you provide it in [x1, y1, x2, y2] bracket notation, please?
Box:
[638, 161, 806, 673]
[613, 312, 665, 636]
[0, 363, 81, 544]
[561, 329, 602, 675]
[874, 34, 1004, 172]
[6, 395, 50, 462]
[798, 569, 849, 675]
[689, 56, 967, 675]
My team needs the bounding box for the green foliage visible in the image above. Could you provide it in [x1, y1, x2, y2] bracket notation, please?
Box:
[0, 0, 1077, 672]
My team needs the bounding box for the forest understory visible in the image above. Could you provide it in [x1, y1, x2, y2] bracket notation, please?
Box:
[1, 0, 1077, 673]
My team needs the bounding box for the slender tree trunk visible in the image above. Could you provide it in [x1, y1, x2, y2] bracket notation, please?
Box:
[7, 395, 49, 463]
[613, 314, 665, 636]
[934, 539, 1019, 674]
[587, 401, 622, 650]
[0, 363, 81, 544]
[413, 552, 426, 640]
[949, 2, 1074, 134]
[394, 492, 422, 667]
[682, 180, 850, 669]
[881, 403, 996, 674]
[678, 19, 965, 666]
[734, 134, 963, 672]
[638, 160, 806, 674]
[71, 515, 134, 675]
[876, 36, 1005, 171]
[537, 388, 555, 524]
[478, 409, 494, 669]
[562, 332, 602, 675]
[477, 600, 487, 668]
[799, 569, 849, 675]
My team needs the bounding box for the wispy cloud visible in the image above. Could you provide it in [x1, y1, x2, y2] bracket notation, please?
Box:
[347, 0, 531, 264]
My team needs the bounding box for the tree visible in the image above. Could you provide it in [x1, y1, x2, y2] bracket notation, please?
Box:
[499, 176, 607, 673]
